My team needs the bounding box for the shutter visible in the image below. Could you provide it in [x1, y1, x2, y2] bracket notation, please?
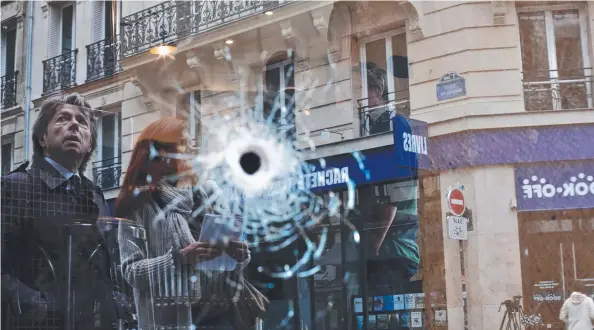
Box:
[1, 34, 6, 75]
[48, 5, 61, 57]
[92, 1, 105, 42]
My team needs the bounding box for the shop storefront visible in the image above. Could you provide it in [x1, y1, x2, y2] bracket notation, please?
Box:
[515, 161, 594, 329]
[246, 116, 447, 330]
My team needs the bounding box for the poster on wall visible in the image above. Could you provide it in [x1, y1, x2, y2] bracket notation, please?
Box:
[374, 296, 385, 311]
[399, 312, 410, 327]
[376, 314, 389, 329]
[356, 316, 364, 330]
[411, 311, 423, 328]
[532, 280, 563, 303]
[393, 295, 405, 310]
[354, 297, 363, 313]
[404, 294, 415, 309]
[368, 315, 377, 329]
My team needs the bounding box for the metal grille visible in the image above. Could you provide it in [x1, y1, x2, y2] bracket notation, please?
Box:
[522, 69, 594, 111]
[120, 0, 291, 58]
[357, 91, 410, 137]
[92, 157, 122, 190]
[1, 71, 19, 110]
[42, 50, 78, 95]
[86, 37, 122, 82]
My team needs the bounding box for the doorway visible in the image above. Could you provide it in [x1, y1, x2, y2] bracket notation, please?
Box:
[518, 210, 594, 329]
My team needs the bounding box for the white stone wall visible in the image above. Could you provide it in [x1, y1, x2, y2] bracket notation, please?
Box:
[439, 166, 523, 330]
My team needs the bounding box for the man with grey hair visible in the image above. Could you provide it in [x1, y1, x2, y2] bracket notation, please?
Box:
[1, 93, 125, 329]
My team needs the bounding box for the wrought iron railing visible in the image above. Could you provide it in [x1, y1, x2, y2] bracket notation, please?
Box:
[357, 91, 410, 136]
[42, 49, 78, 95]
[92, 157, 122, 190]
[121, 0, 290, 58]
[522, 69, 594, 111]
[1, 71, 18, 110]
[86, 37, 122, 82]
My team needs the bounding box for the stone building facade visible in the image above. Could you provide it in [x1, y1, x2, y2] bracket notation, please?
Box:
[5, 1, 594, 330]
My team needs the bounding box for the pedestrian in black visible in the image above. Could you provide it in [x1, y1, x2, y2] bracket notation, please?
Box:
[1, 93, 122, 329]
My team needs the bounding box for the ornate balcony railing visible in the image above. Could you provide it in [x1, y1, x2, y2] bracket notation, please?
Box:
[121, 0, 290, 58]
[1, 71, 18, 110]
[522, 69, 594, 111]
[86, 37, 122, 82]
[42, 49, 78, 95]
[92, 157, 122, 190]
[357, 91, 410, 137]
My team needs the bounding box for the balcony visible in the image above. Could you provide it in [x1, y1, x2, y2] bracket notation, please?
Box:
[120, 0, 290, 58]
[86, 37, 122, 82]
[522, 69, 593, 111]
[42, 49, 78, 95]
[1, 71, 18, 110]
[357, 91, 410, 137]
[92, 157, 122, 190]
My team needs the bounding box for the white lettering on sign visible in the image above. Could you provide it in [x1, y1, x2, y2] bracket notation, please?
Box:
[521, 173, 594, 199]
[402, 132, 428, 155]
[447, 216, 468, 240]
[248, 166, 350, 198]
[301, 167, 349, 189]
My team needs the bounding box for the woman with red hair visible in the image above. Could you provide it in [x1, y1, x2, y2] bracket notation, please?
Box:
[116, 117, 250, 329]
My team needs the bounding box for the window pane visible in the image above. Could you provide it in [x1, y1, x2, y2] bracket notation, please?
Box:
[1, 143, 12, 175]
[519, 12, 550, 76]
[313, 231, 344, 330]
[62, 5, 74, 53]
[104, 1, 114, 41]
[391, 34, 410, 117]
[364, 39, 390, 135]
[519, 12, 553, 111]
[5, 28, 16, 76]
[553, 9, 588, 109]
[102, 114, 116, 161]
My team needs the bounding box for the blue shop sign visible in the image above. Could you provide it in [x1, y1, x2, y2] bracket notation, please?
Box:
[306, 147, 417, 192]
[392, 115, 430, 171]
[305, 116, 429, 192]
[515, 162, 594, 211]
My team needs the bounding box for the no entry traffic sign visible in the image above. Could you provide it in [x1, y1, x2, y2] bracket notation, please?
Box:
[447, 188, 465, 216]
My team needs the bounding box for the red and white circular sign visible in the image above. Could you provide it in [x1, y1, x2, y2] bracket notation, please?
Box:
[447, 188, 465, 216]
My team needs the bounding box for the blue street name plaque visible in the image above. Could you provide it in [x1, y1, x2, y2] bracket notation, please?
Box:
[436, 72, 466, 101]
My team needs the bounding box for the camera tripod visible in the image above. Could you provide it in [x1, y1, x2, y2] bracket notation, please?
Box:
[499, 295, 524, 330]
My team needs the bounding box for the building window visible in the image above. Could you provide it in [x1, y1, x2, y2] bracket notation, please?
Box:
[187, 90, 201, 143]
[48, 2, 76, 57]
[358, 30, 410, 136]
[1, 18, 18, 110]
[1, 141, 13, 176]
[519, 6, 592, 111]
[1, 18, 17, 77]
[263, 53, 295, 139]
[93, 111, 122, 190]
[178, 90, 201, 148]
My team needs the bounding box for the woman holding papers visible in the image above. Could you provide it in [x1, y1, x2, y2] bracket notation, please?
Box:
[115, 118, 250, 329]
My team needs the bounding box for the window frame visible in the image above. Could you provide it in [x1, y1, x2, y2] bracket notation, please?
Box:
[359, 27, 407, 134]
[1, 18, 17, 77]
[96, 111, 121, 163]
[517, 4, 593, 109]
[263, 57, 295, 113]
[59, 2, 76, 54]
[188, 90, 201, 143]
[1, 138, 14, 175]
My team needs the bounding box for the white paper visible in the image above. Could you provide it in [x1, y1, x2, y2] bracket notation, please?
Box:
[196, 214, 244, 271]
